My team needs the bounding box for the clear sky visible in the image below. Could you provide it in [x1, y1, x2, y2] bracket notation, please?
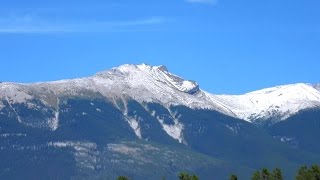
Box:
[0, 0, 319, 94]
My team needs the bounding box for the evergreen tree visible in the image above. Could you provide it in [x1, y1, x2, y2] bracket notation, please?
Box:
[296, 166, 313, 180]
[230, 174, 238, 180]
[116, 176, 129, 180]
[272, 168, 283, 180]
[251, 168, 277, 180]
[252, 170, 261, 180]
[261, 168, 271, 180]
[178, 172, 199, 180]
[310, 165, 320, 180]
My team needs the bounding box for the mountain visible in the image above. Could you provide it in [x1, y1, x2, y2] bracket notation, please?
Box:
[1, 64, 319, 128]
[0, 64, 320, 179]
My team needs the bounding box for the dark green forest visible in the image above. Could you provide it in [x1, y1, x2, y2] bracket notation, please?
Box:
[116, 165, 320, 180]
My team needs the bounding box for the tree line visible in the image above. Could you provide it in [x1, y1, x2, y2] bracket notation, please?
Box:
[116, 164, 320, 180]
[230, 165, 320, 180]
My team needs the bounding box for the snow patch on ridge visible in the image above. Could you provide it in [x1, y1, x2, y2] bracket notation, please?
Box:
[225, 124, 241, 134]
[50, 110, 59, 131]
[5, 96, 22, 123]
[126, 116, 142, 139]
[48, 141, 97, 149]
[48, 141, 98, 170]
[114, 98, 142, 139]
[48, 98, 60, 131]
[0, 101, 4, 110]
[144, 104, 186, 144]
[107, 143, 141, 155]
[0, 133, 27, 138]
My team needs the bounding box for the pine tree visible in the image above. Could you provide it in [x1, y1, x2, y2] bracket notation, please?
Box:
[272, 168, 283, 180]
[178, 172, 199, 180]
[252, 170, 261, 180]
[261, 168, 270, 180]
[251, 168, 284, 180]
[296, 166, 313, 180]
[230, 174, 238, 180]
[310, 165, 320, 180]
[116, 176, 129, 180]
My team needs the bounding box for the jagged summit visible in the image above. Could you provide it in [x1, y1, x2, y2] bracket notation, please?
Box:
[96, 64, 200, 95]
[157, 65, 169, 72]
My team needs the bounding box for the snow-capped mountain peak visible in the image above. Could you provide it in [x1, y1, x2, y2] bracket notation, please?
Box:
[96, 64, 199, 95]
[1, 63, 320, 126]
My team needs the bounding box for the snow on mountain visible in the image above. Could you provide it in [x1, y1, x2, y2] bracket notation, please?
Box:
[91, 64, 219, 110]
[314, 84, 320, 91]
[0, 83, 33, 104]
[1, 64, 320, 125]
[211, 83, 320, 122]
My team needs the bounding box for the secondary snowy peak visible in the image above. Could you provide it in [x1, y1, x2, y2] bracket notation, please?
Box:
[96, 64, 199, 95]
[212, 83, 320, 122]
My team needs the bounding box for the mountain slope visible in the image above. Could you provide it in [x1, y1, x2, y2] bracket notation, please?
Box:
[266, 108, 320, 154]
[1, 97, 317, 180]
[1, 64, 320, 179]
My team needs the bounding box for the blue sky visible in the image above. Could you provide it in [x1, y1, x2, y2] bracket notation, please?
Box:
[0, 0, 319, 94]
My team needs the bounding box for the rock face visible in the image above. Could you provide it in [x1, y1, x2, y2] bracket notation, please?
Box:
[314, 84, 320, 91]
[0, 64, 320, 180]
